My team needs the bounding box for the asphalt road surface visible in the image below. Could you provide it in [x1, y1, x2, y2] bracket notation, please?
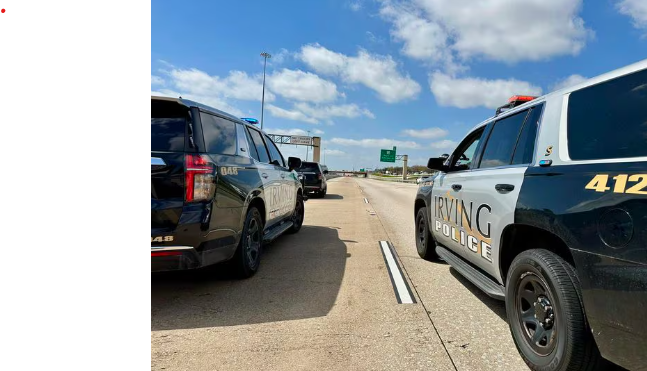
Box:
[152, 177, 529, 371]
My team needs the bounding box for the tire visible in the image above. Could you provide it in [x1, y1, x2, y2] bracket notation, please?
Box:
[415, 207, 439, 261]
[231, 207, 263, 278]
[321, 187, 327, 198]
[287, 193, 305, 234]
[505, 249, 604, 371]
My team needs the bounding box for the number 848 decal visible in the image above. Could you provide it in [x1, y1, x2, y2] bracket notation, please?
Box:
[585, 174, 647, 195]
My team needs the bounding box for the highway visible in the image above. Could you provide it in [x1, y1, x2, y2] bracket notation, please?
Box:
[152, 177, 529, 371]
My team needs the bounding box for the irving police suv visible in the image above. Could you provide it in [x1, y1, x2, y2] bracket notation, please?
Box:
[151, 96, 305, 278]
[414, 59, 646, 371]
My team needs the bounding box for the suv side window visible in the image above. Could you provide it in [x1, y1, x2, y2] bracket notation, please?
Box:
[246, 127, 270, 163]
[264, 135, 285, 167]
[479, 110, 529, 169]
[235, 123, 251, 156]
[567, 68, 647, 160]
[449, 128, 484, 171]
[243, 126, 260, 161]
[199, 113, 237, 155]
[511, 105, 543, 165]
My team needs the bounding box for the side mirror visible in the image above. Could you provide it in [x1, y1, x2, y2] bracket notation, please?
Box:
[427, 157, 447, 172]
[288, 157, 302, 171]
[323, 170, 329, 174]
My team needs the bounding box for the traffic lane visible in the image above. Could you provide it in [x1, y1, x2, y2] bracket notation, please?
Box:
[152, 177, 456, 371]
[355, 178, 528, 371]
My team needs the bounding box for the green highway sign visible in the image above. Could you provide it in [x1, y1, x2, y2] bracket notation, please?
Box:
[380, 146, 396, 163]
[360, 168, 365, 172]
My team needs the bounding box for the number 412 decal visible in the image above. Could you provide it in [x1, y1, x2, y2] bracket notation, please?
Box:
[585, 174, 647, 195]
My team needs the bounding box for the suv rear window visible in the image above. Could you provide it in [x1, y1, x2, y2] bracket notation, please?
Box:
[151, 100, 187, 152]
[567, 69, 647, 160]
[299, 162, 320, 172]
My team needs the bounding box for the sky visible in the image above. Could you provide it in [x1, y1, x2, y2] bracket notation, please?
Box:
[152, 0, 647, 171]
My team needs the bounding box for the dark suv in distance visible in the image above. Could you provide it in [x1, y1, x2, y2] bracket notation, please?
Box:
[297, 161, 328, 198]
[151, 96, 305, 278]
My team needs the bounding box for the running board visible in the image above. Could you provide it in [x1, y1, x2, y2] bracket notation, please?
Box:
[435, 245, 505, 301]
[263, 221, 294, 243]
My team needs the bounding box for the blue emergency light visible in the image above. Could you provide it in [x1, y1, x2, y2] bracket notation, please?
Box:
[241, 118, 259, 125]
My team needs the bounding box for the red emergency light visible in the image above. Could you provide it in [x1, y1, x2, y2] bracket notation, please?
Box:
[496, 95, 538, 115]
[508, 95, 536, 103]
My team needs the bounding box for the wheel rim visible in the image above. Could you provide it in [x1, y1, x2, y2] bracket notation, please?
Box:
[292, 198, 304, 227]
[245, 217, 261, 269]
[416, 216, 426, 252]
[515, 272, 557, 356]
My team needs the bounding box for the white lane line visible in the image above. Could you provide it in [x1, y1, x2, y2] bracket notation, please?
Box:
[379, 241, 415, 304]
[364, 197, 369, 203]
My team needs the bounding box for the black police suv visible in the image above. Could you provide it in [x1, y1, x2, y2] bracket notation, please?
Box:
[151, 96, 305, 277]
[297, 161, 328, 198]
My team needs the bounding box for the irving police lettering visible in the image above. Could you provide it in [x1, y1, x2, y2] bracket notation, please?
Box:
[434, 196, 493, 263]
[266, 182, 295, 219]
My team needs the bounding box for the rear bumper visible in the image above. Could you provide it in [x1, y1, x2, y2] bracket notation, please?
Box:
[151, 222, 240, 272]
[151, 246, 201, 272]
[304, 180, 324, 192]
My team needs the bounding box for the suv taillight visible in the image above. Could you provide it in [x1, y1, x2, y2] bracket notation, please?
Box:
[318, 173, 323, 180]
[185, 154, 216, 202]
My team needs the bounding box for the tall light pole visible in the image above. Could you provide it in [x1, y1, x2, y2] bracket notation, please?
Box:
[324, 147, 326, 165]
[260, 52, 271, 130]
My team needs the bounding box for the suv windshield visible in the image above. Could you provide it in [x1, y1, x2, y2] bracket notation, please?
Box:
[298, 162, 320, 173]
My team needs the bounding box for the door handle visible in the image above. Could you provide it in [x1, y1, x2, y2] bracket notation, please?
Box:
[261, 173, 268, 179]
[452, 184, 462, 191]
[495, 184, 514, 193]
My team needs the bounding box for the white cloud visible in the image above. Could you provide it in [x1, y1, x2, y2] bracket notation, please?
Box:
[379, 0, 591, 64]
[330, 137, 421, 149]
[266, 104, 318, 124]
[300, 44, 421, 103]
[151, 75, 165, 86]
[366, 31, 385, 44]
[380, 3, 447, 62]
[325, 149, 347, 156]
[265, 128, 325, 136]
[167, 68, 274, 102]
[430, 139, 458, 150]
[294, 102, 375, 120]
[348, 0, 362, 11]
[401, 127, 448, 139]
[429, 72, 543, 109]
[267, 102, 374, 124]
[268, 48, 292, 65]
[268, 69, 340, 103]
[265, 128, 309, 136]
[151, 89, 244, 117]
[551, 74, 588, 91]
[617, 0, 647, 34]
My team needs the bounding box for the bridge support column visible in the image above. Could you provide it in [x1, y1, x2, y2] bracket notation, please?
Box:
[402, 155, 408, 180]
[312, 137, 321, 163]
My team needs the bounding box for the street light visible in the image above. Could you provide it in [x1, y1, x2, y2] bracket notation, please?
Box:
[260, 52, 272, 130]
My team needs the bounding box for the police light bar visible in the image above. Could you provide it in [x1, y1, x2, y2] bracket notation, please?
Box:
[495, 95, 538, 116]
[241, 118, 259, 125]
[508, 95, 536, 103]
